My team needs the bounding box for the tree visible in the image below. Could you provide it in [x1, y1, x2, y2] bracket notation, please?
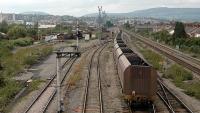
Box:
[0, 33, 3, 39]
[0, 21, 8, 33]
[0, 75, 5, 87]
[173, 22, 187, 39]
[124, 21, 130, 28]
[0, 60, 5, 87]
[27, 28, 37, 37]
[105, 21, 113, 28]
[7, 25, 27, 39]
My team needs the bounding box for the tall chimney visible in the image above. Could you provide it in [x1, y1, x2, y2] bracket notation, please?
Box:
[12, 13, 15, 21]
[0, 11, 3, 23]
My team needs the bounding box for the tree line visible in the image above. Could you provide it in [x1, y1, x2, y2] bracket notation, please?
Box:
[0, 21, 72, 40]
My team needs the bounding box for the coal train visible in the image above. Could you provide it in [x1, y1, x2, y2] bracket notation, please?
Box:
[114, 31, 157, 105]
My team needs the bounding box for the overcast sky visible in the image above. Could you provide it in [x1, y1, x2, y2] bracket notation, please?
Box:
[0, 0, 200, 17]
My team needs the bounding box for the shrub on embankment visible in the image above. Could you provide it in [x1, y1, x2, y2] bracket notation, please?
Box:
[141, 49, 164, 71]
[165, 64, 200, 99]
[0, 44, 53, 112]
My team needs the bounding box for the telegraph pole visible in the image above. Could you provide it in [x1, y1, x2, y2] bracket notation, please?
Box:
[56, 51, 62, 113]
[98, 6, 102, 41]
[76, 20, 79, 51]
[0, 11, 3, 23]
[56, 50, 81, 113]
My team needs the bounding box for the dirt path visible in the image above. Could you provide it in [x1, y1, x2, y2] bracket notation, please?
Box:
[100, 44, 128, 113]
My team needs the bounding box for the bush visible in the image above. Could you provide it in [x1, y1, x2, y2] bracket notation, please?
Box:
[27, 79, 44, 92]
[166, 64, 193, 82]
[189, 45, 200, 54]
[0, 74, 5, 87]
[180, 82, 200, 99]
[0, 47, 12, 59]
[0, 44, 53, 112]
[7, 25, 27, 39]
[0, 40, 14, 50]
[2, 54, 24, 77]
[12, 38, 33, 47]
[0, 80, 22, 112]
[141, 49, 164, 71]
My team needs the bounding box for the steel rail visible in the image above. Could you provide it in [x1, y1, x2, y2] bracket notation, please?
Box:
[82, 43, 107, 113]
[123, 30, 200, 75]
[23, 58, 73, 113]
[157, 79, 194, 113]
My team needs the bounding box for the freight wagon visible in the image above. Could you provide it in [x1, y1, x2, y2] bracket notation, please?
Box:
[114, 32, 157, 104]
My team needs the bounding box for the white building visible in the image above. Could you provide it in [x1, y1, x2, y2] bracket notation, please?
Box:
[26, 22, 35, 26]
[45, 35, 57, 42]
[39, 25, 56, 29]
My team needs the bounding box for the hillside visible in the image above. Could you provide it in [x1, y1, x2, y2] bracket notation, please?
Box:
[20, 11, 50, 15]
[84, 7, 200, 22]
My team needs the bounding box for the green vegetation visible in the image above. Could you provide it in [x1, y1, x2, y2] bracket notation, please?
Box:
[164, 64, 200, 99]
[165, 64, 193, 82]
[0, 80, 22, 112]
[140, 48, 200, 99]
[125, 21, 200, 55]
[180, 82, 200, 99]
[27, 79, 44, 92]
[95, 31, 101, 39]
[53, 24, 72, 33]
[151, 30, 200, 54]
[173, 22, 188, 39]
[0, 20, 38, 40]
[141, 49, 164, 71]
[12, 38, 34, 47]
[105, 21, 114, 28]
[151, 30, 172, 45]
[0, 21, 9, 33]
[124, 21, 131, 29]
[128, 23, 200, 100]
[145, 22, 200, 55]
[8, 25, 27, 39]
[0, 44, 53, 112]
[0, 21, 72, 40]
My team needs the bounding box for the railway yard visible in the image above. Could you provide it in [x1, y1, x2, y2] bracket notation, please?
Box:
[5, 28, 200, 113]
[1, 1, 200, 113]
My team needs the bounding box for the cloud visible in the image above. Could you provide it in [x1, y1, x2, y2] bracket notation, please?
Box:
[0, 0, 199, 16]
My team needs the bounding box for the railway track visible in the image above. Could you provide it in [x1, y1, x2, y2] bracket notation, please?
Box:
[23, 57, 77, 113]
[40, 43, 107, 113]
[123, 30, 200, 75]
[82, 44, 107, 113]
[157, 79, 194, 113]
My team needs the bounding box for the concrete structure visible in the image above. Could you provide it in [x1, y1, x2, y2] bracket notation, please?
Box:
[12, 13, 15, 21]
[0, 11, 2, 23]
[26, 22, 35, 26]
[39, 25, 56, 29]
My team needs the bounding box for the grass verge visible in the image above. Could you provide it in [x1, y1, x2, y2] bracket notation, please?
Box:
[27, 79, 44, 92]
[140, 49, 164, 71]
[0, 44, 53, 112]
[165, 64, 200, 99]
